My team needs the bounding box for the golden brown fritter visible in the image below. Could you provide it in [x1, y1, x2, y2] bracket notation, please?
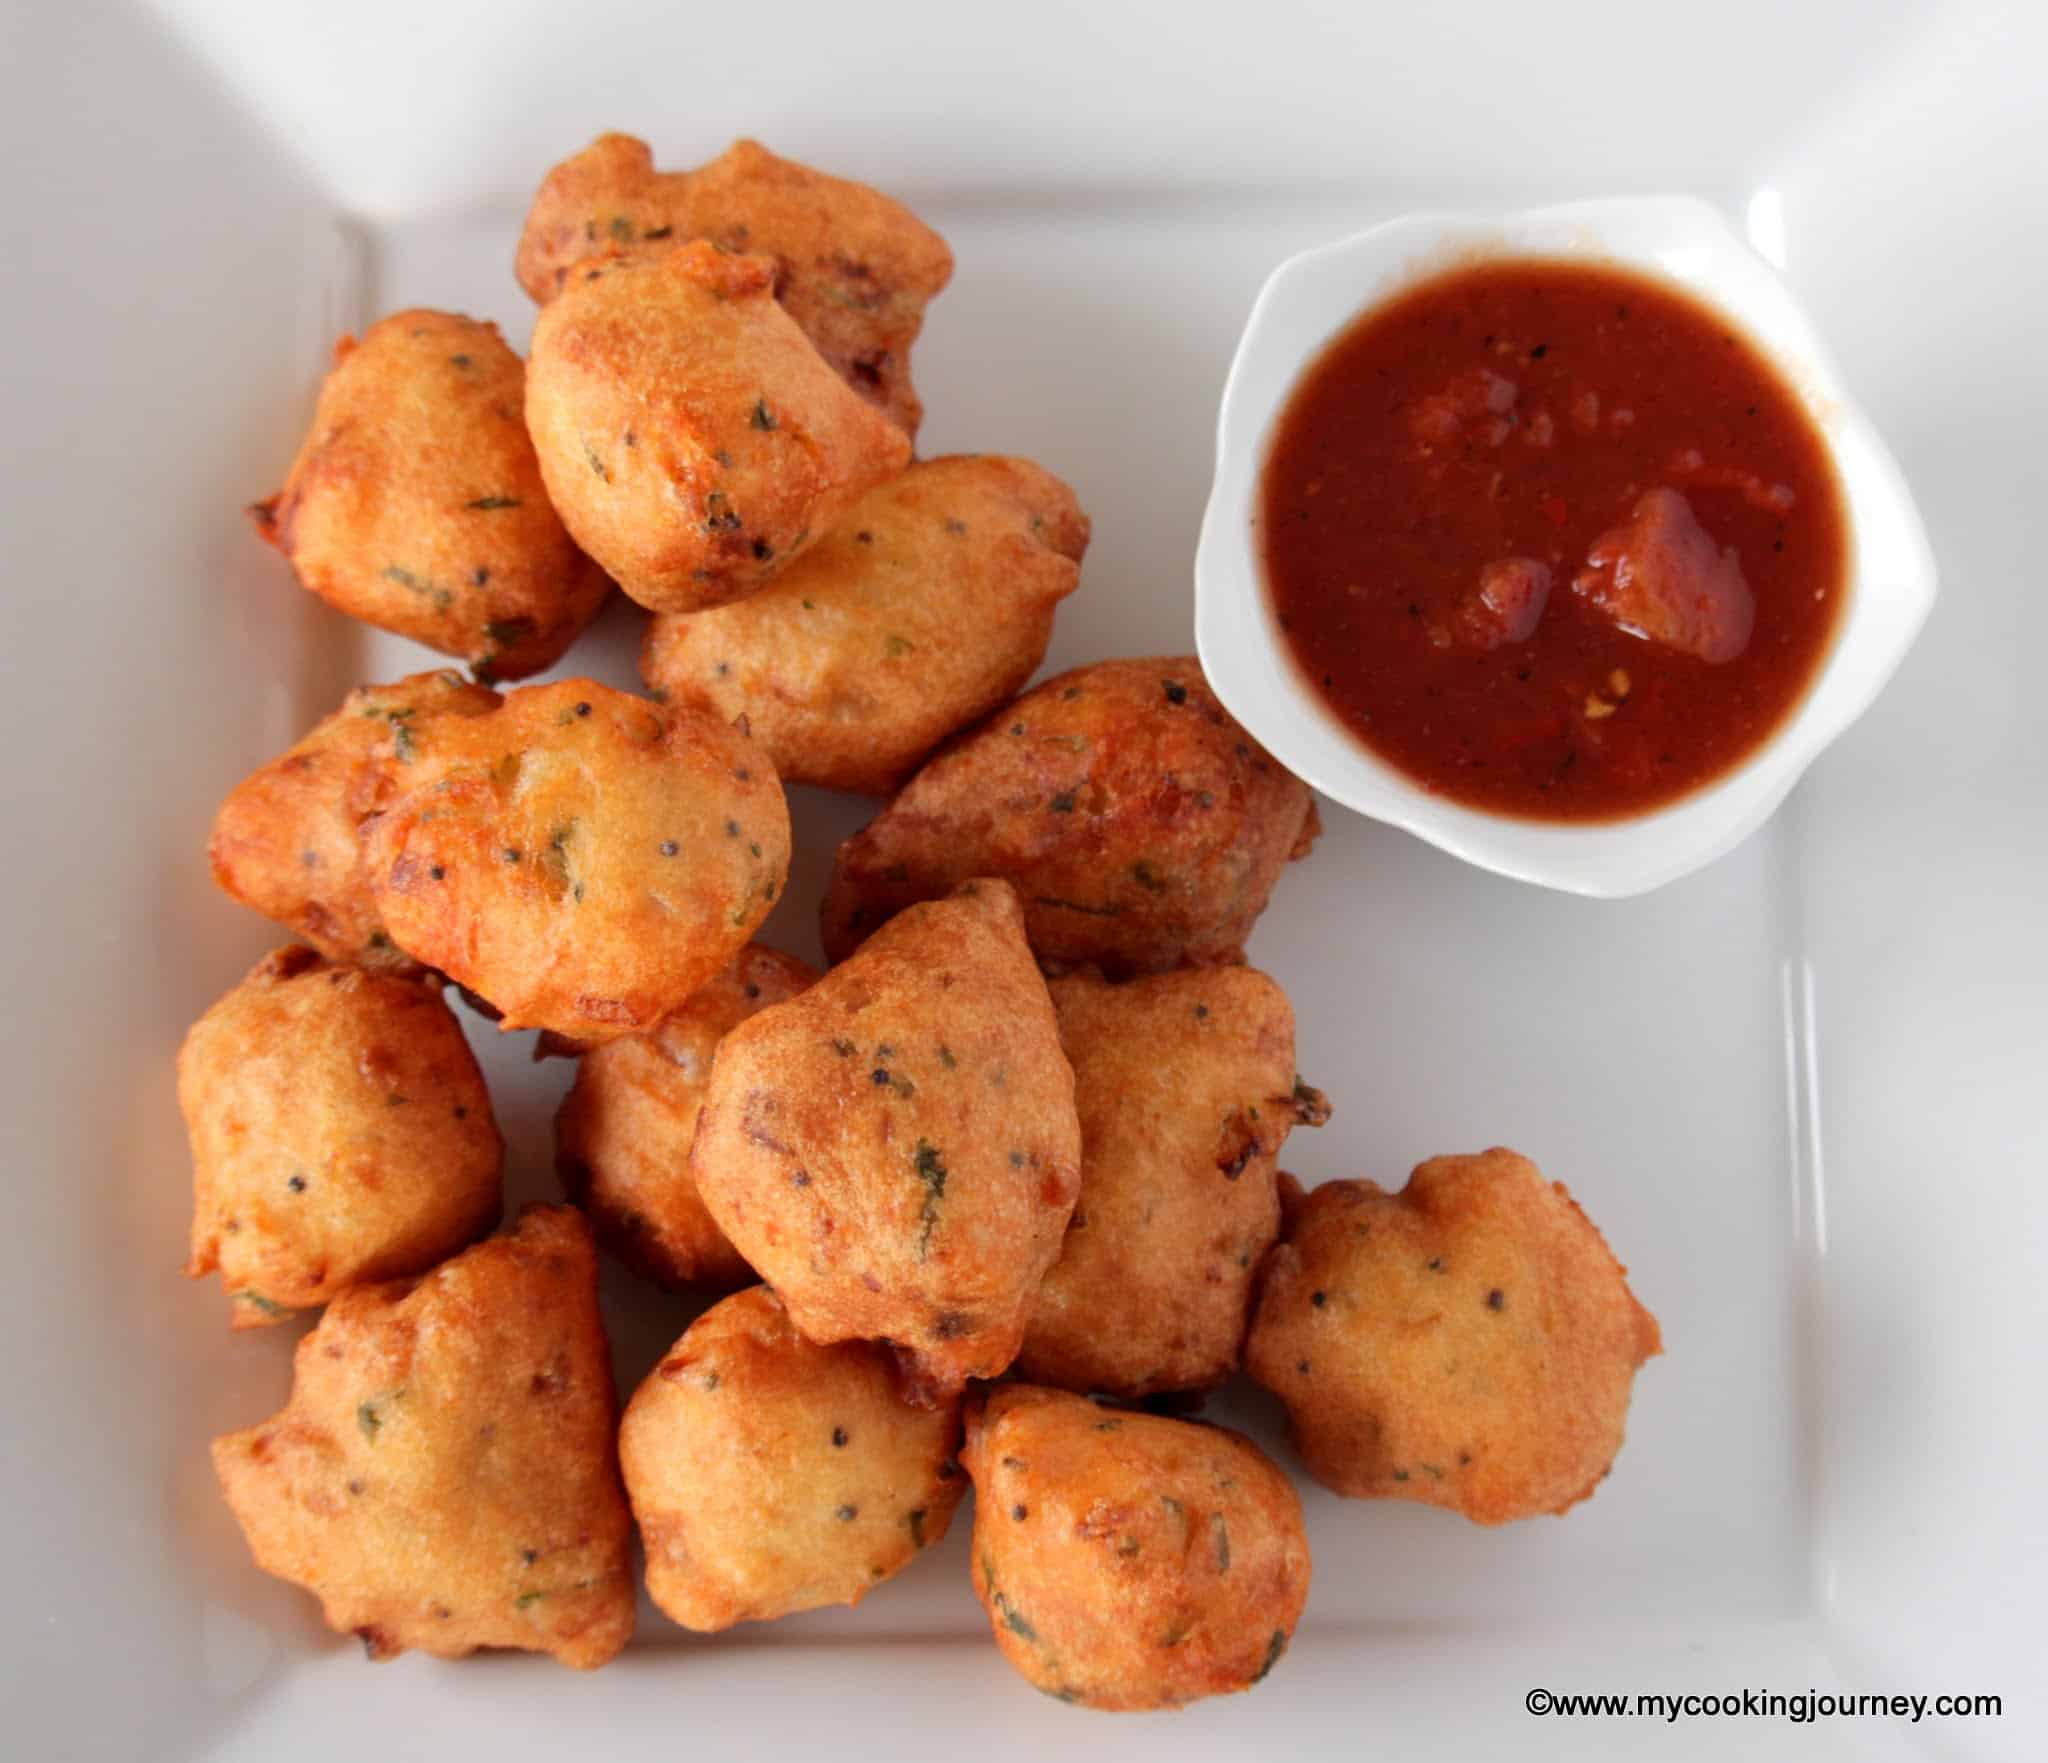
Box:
[962, 1386, 1310, 1712]
[640, 456, 1090, 794]
[514, 134, 953, 435]
[526, 240, 910, 615]
[180, 947, 502, 1327]
[691, 879, 1080, 1400]
[250, 310, 610, 679]
[211, 1206, 635, 1667]
[1016, 967, 1328, 1397]
[556, 943, 817, 1289]
[209, 670, 500, 967]
[618, 1286, 964, 1630]
[362, 678, 790, 1042]
[821, 657, 1320, 972]
[1245, 1149, 1663, 1523]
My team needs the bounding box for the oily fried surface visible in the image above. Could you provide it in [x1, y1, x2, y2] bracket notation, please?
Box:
[641, 455, 1089, 795]
[1016, 967, 1327, 1398]
[211, 1206, 634, 1667]
[209, 670, 500, 966]
[1245, 1149, 1663, 1522]
[557, 943, 817, 1289]
[363, 678, 790, 1041]
[250, 310, 610, 679]
[179, 947, 502, 1327]
[514, 134, 952, 435]
[963, 1386, 1310, 1712]
[618, 1286, 964, 1630]
[691, 879, 1080, 1399]
[821, 657, 1320, 972]
[526, 241, 910, 614]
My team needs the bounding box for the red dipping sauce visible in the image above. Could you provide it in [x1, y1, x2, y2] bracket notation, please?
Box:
[1259, 259, 1848, 821]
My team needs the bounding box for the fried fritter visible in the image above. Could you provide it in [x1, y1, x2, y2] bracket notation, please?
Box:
[250, 310, 610, 679]
[526, 240, 910, 614]
[821, 657, 1320, 972]
[691, 879, 1080, 1400]
[211, 1206, 634, 1667]
[179, 947, 501, 1327]
[1016, 967, 1327, 1398]
[362, 678, 790, 1042]
[640, 455, 1089, 794]
[1245, 1149, 1663, 1523]
[209, 670, 500, 967]
[618, 1286, 964, 1630]
[514, 134, 952, 435]
[556, 943, 817, 1289]
[962, 1385, 1310, 1712]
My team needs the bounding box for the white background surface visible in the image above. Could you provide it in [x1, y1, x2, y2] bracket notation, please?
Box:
[0, 2, 2040, 1758]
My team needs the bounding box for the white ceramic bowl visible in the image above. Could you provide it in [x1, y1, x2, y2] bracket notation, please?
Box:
[1194, 196, 1938, 897]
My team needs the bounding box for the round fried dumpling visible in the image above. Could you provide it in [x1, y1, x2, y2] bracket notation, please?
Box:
[962, 1386, 1310, 1712]
[209, 670, 500, 967]
[556, 943, 817, 1289]
[691, 879, 1080, 1400]
[1245, 1149, 1663, 1522]
[211, 1206, 635, 1668]
[362, 678, 790, 1041]
[180, 946, 502, 1326]
[250, 311, 610, 679]
[526, 240, 910, 614]
[1016, 967, 1328, 1397]
[515, 134, 952, 436]
[619, 1286, 964, 1630]
[821, 657, 1320, 973]
[641, 455, 1090, 794]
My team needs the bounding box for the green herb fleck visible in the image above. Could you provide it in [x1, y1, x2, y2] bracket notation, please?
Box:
[607, 215, 634, 242]
[584, 445, 610, 483]
[486, 617, 536, 647]
[884, 634, 914, 657]
[235, 1291, 286, 1317]
[1048, 790, 1076, 814]
[467, 495, 520, 511]
[1032, 895, 1123, 918]
[703, 491, 742, 533]
[1212, 1513, 1231, 1573]
[391, 722, 417, 763]
[751, 399, 777, 431]
[913, 1139, 949, 1259]
[907, 1509, 928, 1548]
[1252, 1629, 1288, 1683]
[516, 1590, 548, 1610]
[381, 565, 452, 610]
[358, 1400, 385, 1441]
[937, 1044, 957, 1070]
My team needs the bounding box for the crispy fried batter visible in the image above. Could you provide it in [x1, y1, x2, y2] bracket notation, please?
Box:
[515, 134, 952, 435]
[962, 1385, 1310, 1711]
[210, 1206, 634, 1667]
[209, 670, 500, 966]
[362, 678, 789, 1041]
[641, 456, 1089, 794]
[179, 947, 501, 1327]
[526, 240, 910, 614]
[1017, 967, 1327, 1397]
[619, 1286, 964, 1629]
[250, 310, 610, 678]
[690, 879, 1080, 1400]
[1245, 1149, 1662, 1522]
[821, 657, 1319, 972]
[557, 944, 817, 1288]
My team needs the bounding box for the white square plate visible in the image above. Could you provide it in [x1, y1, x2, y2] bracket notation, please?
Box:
[2, 3, 2039, 1758]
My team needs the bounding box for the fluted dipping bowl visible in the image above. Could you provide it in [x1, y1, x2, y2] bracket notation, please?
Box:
[1194, 196, 1938, 897]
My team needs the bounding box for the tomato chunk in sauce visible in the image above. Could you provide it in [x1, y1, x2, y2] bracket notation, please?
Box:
[1258, 259, 1847, 821]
